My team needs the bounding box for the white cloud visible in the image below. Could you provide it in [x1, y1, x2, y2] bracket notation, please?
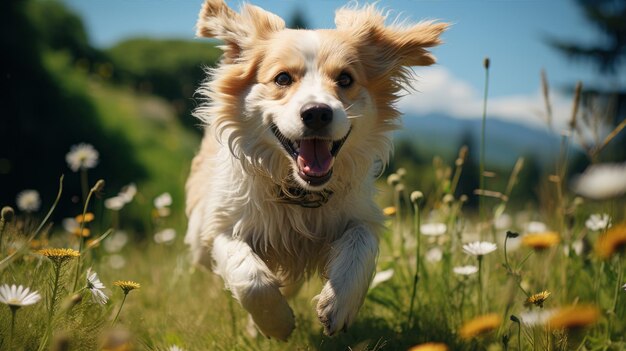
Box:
[399, 67, 574, 131]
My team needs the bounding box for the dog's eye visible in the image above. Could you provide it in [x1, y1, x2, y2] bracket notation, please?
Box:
[336, 72, 353, 88]
[274, 72, 293, 87]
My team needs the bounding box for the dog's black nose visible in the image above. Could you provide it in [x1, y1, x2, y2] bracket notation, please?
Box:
[300, 103, 333, 131]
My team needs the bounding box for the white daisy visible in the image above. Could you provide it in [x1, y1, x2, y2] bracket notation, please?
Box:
[572, 162, 626, 200]
[526, 221, 547, 233]
[622, 283, 626, 291]
[563, 239, 584, 257]
[453, 265, 479, 276]
[425, 247, 443, 263]
[118, 183, 137, 203]
[153, 228, 177, 244]
[494, 213, 512, 230]
[105, 183, 138, 211]
[154, 192, 172, 209]
[65, 143, 99, 172]
[104, 196, 126, 211]
[86, 268, 108, 305]
[16, 189, 41, 213]
[370, 269, 394, 289]
[519, 309, 555, 327]
[0, 284, 41, 308]
[585, 213, 612, 231]
[169, 346, 186, 351]
[462, 241, 497, 257]
[104, 231, 128, 253]
[420, 223, 447, 236]
[62, 217, 78, 232]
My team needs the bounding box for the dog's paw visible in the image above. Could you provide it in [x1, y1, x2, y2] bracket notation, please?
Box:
[243, 285, 295, 341]
[315, 282, 359, 336]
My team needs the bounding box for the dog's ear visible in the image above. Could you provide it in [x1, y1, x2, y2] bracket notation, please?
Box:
[335, 5, 448, 69]
[196, 0, 285, 62]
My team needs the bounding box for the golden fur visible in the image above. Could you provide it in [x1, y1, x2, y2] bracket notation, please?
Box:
[185, 0, 446, 339]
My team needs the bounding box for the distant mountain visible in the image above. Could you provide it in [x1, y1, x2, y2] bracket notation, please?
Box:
[396, 113, 580, 168]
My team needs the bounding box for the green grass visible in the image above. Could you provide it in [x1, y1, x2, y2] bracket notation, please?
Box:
[0, 158, 625, 350]
[2, 49, 625, 351]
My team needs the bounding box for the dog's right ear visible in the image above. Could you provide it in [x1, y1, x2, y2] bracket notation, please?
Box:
[196, 0, 285, 63]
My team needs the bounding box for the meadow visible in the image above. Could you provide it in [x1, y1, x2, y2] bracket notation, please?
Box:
[1, 81, 625, 350]
[3, 1, 626, 350]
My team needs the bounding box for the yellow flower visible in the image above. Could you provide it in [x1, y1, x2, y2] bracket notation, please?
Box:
[547, 305, 599, 330]
[75, 212, 95, 223]
[521, 232, 560, 250]
[459, 313, 502, 339]
[72, 227, 91, 238]
[408, 342, 449, 351]
[382, 206, 396, 216]
[114, 280, 140, 294]
[524, 290, 551, 308]
[37, 248, 80, 264]
[596, 223, 626, 259]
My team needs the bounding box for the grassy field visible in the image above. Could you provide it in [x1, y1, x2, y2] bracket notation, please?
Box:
[5, 1, 625, 349]
[0, 142, 625, 351]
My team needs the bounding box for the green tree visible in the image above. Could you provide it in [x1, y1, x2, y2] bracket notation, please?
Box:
[547, 0, 626, 161]
[287, 8, 310, 29]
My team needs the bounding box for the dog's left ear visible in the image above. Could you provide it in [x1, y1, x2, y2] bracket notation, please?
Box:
[335, 5, 448, 70]
[196, 0, 285, 63]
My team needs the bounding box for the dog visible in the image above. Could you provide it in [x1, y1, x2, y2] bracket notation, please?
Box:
[185, 0, 446, 340]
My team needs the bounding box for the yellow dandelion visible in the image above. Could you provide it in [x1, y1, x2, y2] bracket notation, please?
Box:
[37, 248, 80, 264]
[547, 305, 599, 330]
[408, 342, 449, 351]
[524, 290, 551, 308]
[596, 223, 626, 259]
[521, 232, 560, 250]
[383, 206, 397, 216]
[72, 227, 91, 238]
[459, 313, 502, 339]
[75, 212, 95, 223]
[114, 280, 140, 294]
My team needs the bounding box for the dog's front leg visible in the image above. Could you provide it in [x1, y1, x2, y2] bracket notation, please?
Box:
[316, 224, 378, 335]
[212, 234, 295, 340]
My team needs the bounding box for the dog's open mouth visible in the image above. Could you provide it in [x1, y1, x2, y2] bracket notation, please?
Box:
[271, 124, 350, 186]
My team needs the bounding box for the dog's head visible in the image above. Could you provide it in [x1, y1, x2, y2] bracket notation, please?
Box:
[195, 0, 446, 192]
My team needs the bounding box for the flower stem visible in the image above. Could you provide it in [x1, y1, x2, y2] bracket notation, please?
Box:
[72, 185, 96, 292]
[612, 257, 623, 313]
[112, 293, 128, 326]
[1, 176, 64, 272]
[479, 58, 490, 241]
[478, 255, 484, 315]
[9, 306, 17, 350]
[0, 219, 6, 255]
[41, 262, 63, 351]
[407, 201, 422, 326]
[517, 319, 521, 351]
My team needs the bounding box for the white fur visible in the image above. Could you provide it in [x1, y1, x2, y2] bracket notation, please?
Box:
[186, 0, 446, 339]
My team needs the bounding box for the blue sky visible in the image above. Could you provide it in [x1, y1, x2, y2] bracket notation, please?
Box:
[63, 0, 623, 129]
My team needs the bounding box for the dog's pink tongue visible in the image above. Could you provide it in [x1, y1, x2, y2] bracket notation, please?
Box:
[297, 139, 333, 176]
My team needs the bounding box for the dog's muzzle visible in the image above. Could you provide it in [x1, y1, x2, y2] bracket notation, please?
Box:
[271, 124, 351, 187]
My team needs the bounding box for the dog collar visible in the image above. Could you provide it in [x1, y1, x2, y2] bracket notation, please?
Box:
[276, 186, 333, 208]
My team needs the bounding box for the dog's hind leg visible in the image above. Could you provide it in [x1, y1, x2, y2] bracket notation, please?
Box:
[212, 234, 295, 340]
[316, 223, 378, 336]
